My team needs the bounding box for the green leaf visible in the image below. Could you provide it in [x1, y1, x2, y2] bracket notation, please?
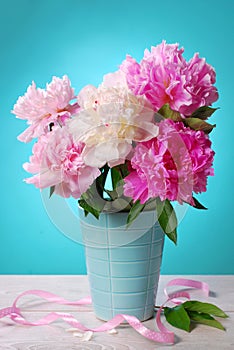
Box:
[119, 163, 129, 178]
[155, 198, 177, 244]
[111, 164, 129, 190]
[78, 198, 100, 220]
[192, 197, 207, 210]
[164, 305, 191, 332]
[104, 189, 118, 201]
[183, 301, 228, 318]
[191, 106, 219, 120]
[95, 164, 110, 198]
[127, 200, 145, 227]
[111, 166, 123, 190]
[49, 186, 55, 198]
[158, 103, 183, 121]
[183, 117, 216, 134]
[78, 170, 110, 219]
[188, 311, 226, 331]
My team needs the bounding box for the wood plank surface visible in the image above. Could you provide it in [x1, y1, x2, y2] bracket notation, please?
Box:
[0, 275, 233, 349]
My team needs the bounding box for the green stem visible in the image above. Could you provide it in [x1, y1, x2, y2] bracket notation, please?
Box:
[96, 164, 110, 199]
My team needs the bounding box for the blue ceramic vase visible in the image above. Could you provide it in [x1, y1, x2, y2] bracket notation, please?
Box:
[79, 206, 165, 321]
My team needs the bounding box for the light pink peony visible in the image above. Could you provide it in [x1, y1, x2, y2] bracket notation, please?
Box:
[124, 119, 215, 204]
[23, 125, 100, 198]
[120, 41, 218, 116]
[12, 76, 79, 142]
[69, 71, 158, 168]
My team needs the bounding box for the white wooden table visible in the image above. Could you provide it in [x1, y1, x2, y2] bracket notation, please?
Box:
[0, 275, 233, 349]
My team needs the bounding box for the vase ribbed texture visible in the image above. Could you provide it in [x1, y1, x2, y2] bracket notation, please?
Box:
[79, 207, 165, 321]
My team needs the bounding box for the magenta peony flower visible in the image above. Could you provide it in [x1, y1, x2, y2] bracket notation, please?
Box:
[179, 53, 219, 116]
[23, 125, 100, 198]
[12, 76, 79, 142]
[120, 41, 218, 116]
[124, 119, 215, 204]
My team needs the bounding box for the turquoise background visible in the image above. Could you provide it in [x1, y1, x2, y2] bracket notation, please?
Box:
[0, 0, 233, 274]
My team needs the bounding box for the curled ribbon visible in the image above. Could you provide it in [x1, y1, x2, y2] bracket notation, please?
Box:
[0, 278, 209, 344]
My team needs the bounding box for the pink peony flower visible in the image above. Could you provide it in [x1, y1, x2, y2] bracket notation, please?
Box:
[12, 76, 79, 142]
[23, 125, 100, 198]
[179, 53, 219, 116]
[120, 41, 218, 116]
[124, 119, 215, 204]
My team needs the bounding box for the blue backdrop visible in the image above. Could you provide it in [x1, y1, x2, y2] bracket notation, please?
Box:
[0, 0, 233, 274]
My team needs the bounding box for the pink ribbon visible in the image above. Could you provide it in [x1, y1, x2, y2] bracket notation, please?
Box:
[0, 278, 209, 344]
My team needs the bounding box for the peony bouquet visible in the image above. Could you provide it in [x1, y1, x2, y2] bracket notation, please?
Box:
[13, 41, 218, 244]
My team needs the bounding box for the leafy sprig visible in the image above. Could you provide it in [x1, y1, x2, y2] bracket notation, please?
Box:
[164, 301, 228, 332]
[158, 103, 218, 134]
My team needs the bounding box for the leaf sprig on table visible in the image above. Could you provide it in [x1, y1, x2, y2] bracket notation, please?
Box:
[164, 300, 228, 332]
